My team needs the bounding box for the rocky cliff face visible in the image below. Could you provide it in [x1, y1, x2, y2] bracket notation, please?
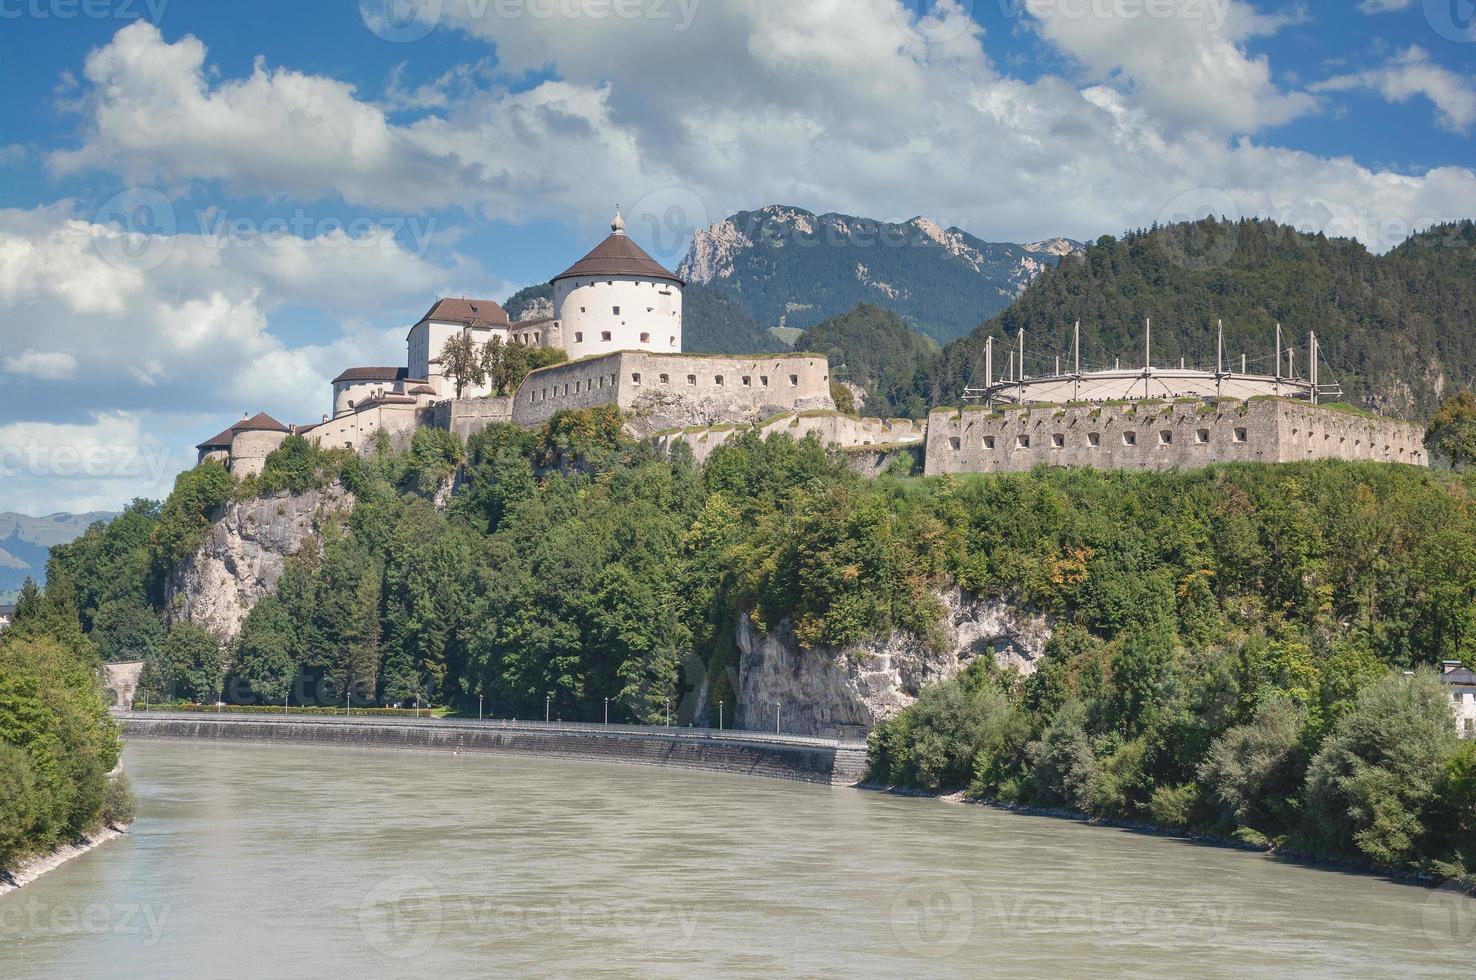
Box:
[166, 485, 354, 642]
[735, 588, 1051, 739]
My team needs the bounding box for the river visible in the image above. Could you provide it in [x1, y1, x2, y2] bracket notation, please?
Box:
[2, 740, 1471, 978]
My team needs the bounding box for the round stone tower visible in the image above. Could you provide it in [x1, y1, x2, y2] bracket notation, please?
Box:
[551, 207, 684, 362]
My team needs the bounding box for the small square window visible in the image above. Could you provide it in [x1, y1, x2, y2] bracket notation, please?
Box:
[1088, 432, 1101, 448]
[613, 306, 621, 316]
[948, 437, 962, 451]
[742, 376, 752, 387]
[1123, 431, 1137, 447]
[760, 376, 769, 387]
[1233, 427, 1248, 443]
[1196, 428, 1210, 444]
[601, 331, 612, 342]
[1016, 434, 1031, 449]
[574, 332, 583, 343]
[687, 374, 697, 386]
[1159, 430, 1173, 446]
[640, 332, 650, 343]
[1051, 433, 1065, 449]
[580, 307, 586, 314]
[659, 373, 670, 384]
[789, 375, 799, 386]
[715, 375, 724, 386]
[632, 373, 642, 385]
[983, 436, 996, 450]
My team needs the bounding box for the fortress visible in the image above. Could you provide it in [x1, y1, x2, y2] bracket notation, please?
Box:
[197, 211, 1426, 478]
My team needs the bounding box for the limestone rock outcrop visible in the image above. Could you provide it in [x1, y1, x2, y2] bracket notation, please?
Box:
[735, 587, 1051, 739]
[166, 485, 354, 642]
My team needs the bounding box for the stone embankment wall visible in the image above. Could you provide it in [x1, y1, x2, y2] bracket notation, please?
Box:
[165, 485, 355, 642]
[925, 397, 1427, 476]
[735, 588, 1052, 740]
[122, 713, 869, 786]
[430, 396, 516, 440]
[653, 411, 926, 467]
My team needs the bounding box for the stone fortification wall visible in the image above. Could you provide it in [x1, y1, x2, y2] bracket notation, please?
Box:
[121, 713, 868, 786]
[653, 411, 925, 467]
[925, 398, 1427, 476]
[510, 351, 834, 431]
[229, 429, 288, 478]
[429, 397, 516, 441]
[303, 401, 421, 455]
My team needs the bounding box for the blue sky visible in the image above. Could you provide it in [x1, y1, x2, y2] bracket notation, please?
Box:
[0, 0, 1472, 513]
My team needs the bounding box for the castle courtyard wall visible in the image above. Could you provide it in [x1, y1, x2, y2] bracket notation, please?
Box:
[510, 351, 834, 430]
[924, 398, 1426, 476]
[655, 411, 925, 467]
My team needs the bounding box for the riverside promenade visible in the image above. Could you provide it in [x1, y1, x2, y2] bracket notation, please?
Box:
[119, 711, 870, 786]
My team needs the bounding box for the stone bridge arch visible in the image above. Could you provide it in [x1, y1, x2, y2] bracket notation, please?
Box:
[104, 661, 144, 710]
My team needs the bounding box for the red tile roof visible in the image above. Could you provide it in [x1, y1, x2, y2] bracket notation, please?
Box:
[419, 297, 510, 328]
[334, 366, 412, 384]
[551, 233, 684, 286]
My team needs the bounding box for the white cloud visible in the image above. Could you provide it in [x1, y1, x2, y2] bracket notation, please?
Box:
[1025, 0, 1317, 134]
[4, 350, 77, 381]
[1358, 0, 1415, 11]
[0, 412, 174, 513]
[45, 14, 1476, 257]
[0, 200, 469, 435]
[1314, 47, 1476, 134]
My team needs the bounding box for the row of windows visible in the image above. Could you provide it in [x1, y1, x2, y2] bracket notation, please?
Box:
[949, 427, 1251, 451]
[529, 372, 621, 402]
[631, 372, 801, 388]
[572, 331, 677, 346]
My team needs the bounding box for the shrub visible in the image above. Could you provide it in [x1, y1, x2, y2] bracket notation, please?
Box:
[102, 772, 136, 829]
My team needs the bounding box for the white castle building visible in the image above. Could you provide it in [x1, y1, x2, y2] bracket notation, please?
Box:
[196, 207, 1424, 482]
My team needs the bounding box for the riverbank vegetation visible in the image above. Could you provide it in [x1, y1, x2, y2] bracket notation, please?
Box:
[36, 407, 1476, 876]
[0, 581, 129, 874]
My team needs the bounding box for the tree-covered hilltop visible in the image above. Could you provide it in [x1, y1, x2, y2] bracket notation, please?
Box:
[798, 305, 938, 418]
[926, 219, 1476, 419]
[36, 408, 1476, 875]
[0, 580, 132, 873]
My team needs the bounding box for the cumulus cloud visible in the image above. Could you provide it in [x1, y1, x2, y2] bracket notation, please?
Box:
[4, 350, 77, 381]
[1358, 0, 1415, 11]
[0, 200, 471, 439]
[0, 412, 174, 513]
[1025, 0, 1317, 133]
[1314, 47, 1476, 134]
[45, 13, 1476, 255]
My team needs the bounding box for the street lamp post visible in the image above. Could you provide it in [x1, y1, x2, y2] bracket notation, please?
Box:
[479, 694, 483, 721]
[718, 700, 724, 730]
[604, 697, 609, 725]
[665, 699, 671, 728]
[545, 695, 551, 724]
[775, 701, 780, 734]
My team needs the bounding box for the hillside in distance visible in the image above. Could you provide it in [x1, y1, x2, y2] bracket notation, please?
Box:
[678, 206, 1082, 344]
[925, 218, 1476, 420]
[0, 511, 115, 598]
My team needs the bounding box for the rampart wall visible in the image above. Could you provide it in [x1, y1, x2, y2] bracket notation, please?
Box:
[925, 398, 1426, 476]
[653, 411, 926, 467]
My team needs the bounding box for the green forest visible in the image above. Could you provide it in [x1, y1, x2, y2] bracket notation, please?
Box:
[31, 403, 1476, 877]
[795, 219, 1476, 421]
[0, 580, 132, 874]
[927, 219, 1476, 419]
